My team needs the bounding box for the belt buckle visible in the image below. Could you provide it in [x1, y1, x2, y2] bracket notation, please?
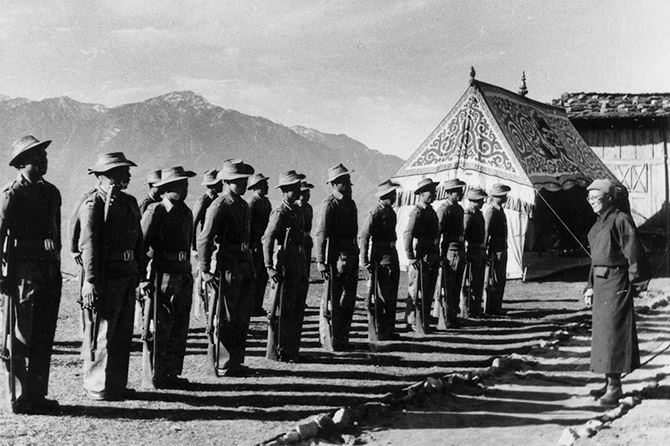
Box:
[241, 242, 249, 252]
[178, 251, 188, 261]
[123, 250, 133, 262]
[44, 239, 55, 251]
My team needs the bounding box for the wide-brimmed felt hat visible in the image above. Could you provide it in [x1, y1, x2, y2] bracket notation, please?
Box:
[300, 181, 314, 191]
[275, 170, 304, 189]
[147, 169, 162, 186]
[327, 163, 354, 183]
[491, 183, 511, 196]
[217, 159, 254, 181]
[9, 135, 52, 167]
[201, 169, 221, 186]
[248, 173, 271, 189]
[375, 179, 400, 198]
[587, 179, 615, 196]
[466, 188, 488, 201]
[443, 178, 466, 191]
[88, 152, 137, 174]
[414, 178, 437, 195]
[154, 166, 196, 187]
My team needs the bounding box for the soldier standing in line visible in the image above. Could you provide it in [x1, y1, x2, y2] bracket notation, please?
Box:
[315, 163, 359, 352]
[483, 184, 511, 316]
[247, 173, 272, 317]
[434, 178, 466, 329]
[79, 152, 143, 401]
[140, 166, 196, 388]
[191, 169, 222, 320]
[138, 169, 162, 215]
[462, 188, 488, 318]
[403, 178, 440, 334]
[296, 180, 315, 282]
[359, 180, 401, 341]
[197, 159, 255, 377]
[0, 136, 61, 414]
[262, 171, 308, 361]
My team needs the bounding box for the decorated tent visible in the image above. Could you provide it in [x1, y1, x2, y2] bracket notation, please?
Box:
[391, 73, 618, 279]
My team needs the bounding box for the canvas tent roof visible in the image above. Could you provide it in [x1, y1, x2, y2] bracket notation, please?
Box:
[393, 80, 617, 208]
[391, 78, 618, 279]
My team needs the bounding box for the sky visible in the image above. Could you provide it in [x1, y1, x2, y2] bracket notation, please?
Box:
[1, 0, 669, 159]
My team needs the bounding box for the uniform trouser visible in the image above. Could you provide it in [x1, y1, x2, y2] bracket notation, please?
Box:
[250, 244, 269, 312]
[462, 249, 486, 317]
[272, 250, 308, 359]
[151, 271, 193, 382]
[83, 274, 137, 398]
[319, 260, 358, 349]
[299, 240, 312, 309]
[367, 261, 399, 339]
[406, 259, 439, 330]
[1, 260, 61, 409]
[484, 250, 507, 315]
[434, 249, 466, 325]
[214, 258, 253, 371]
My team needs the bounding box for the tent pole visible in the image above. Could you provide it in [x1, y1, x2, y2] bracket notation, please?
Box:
[663, 121, 670, 276]
[534, 189, 591, 258]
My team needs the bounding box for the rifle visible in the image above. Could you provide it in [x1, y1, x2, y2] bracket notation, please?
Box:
[141, 261, 156, 388]
[483, 252, 497, 314]
[1, 227, 19, 412]
[206, 275, 222, 376]
[414, 260, 426, 335]
[463, 259, 473, 317]
[266, 228, 291, 360]
[366, 262, 379, 343]
[319, 240, 334, 352]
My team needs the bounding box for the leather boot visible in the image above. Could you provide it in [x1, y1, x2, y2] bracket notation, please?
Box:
[598, 374, 623, 406]
[589, 381, 608, 398]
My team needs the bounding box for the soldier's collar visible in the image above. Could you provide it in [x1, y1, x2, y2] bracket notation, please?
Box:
[18, 172, 45, 185]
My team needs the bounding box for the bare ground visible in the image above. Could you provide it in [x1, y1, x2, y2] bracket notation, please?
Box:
[1, 267, 667, 446]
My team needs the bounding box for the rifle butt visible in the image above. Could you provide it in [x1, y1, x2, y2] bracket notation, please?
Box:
[319, 270, 334, 352]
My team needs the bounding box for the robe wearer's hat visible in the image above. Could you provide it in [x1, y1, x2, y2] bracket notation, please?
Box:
[587, 179, 615, 196]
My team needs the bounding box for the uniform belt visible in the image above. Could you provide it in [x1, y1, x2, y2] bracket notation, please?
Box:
[154, 251, 190, 261]
[223, 242, 249, 252]
[107, 250, 135, 261]
[332, 237, 356, 245]
[445, 236, 464, 242]
[14, 239, 56, 251]
[373, 240, 396, 248]
[467, 243, 486, 250]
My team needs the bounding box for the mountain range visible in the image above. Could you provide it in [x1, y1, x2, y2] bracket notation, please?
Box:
[0, 91, 404, 270]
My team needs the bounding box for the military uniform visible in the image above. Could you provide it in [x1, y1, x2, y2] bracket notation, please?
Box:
[141, 198, 193, 387]
[404, 201, 440, 332]
[483, 203, 508, 315]
[262, 198, 307, 360]
[314, 191, 358, 350]
[191, 190, 218, 321]
[298, 200, 314, 277]
[436, 196, 465, 326]
[359, 200, 399, 340]
[248, 193, 272, 314]
[138, 191, 161, 215]
[79, 186, 143, 400]
[0, 174, 62, 411]
[197, 190, 253, 375]
[462, 204, 486, 317]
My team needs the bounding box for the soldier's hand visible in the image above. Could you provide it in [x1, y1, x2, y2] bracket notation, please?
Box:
[409, 258, 419, 270]
[583, 288, 594, 307]
[72, 251, 83, 266]
[81, 281, 98, 310]
[138, 281, 153, 299]
[267, 267, 280, 284]
[317, 262, 330, 280]
[201, 271, 214, 283]
[362, 262, 374, 274]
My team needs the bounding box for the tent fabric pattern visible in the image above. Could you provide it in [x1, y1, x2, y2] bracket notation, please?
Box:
[482, 84, 615, 187]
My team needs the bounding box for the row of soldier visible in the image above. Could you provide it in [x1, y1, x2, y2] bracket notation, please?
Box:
[0, 135, 510, 414]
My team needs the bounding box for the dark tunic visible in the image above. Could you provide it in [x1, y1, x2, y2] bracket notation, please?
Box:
[462, 205, 486, 317]
[483, 203, 508, 314]
[261, 199, 307, 359]
[436, 197, 464, 252]
[192, 191, 217, 251]
[436, 197, 465, 323]
[587, 206, 649, 374]
[358, 200, 399, 338]
[0, 174, 62, 407]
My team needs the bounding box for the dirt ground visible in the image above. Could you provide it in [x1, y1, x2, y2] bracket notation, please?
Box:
[1, 266, 668, 446]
